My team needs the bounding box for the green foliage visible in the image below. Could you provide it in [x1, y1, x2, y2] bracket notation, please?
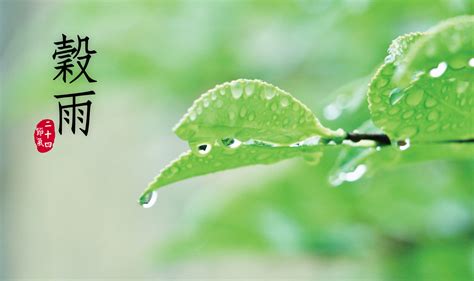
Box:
[173, 79, 343, 145]
[140, 16, 473, 205]
[368, 16, 473, 141]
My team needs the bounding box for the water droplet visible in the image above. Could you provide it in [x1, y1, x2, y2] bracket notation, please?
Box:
[345, 165, 367, 182]
[229, 139, 241, 149]
[456, 81, 469, 94]
[216, 99, 223, 108]
[425, 98, 437, 108]
[324, 104, 342, 120]
[427, 110, 440, 121]
[140, 191, 158, 208]
[388, 107, 400, 115]
[239, 107, 247, 117]
[406, 88, 424, 106]
[211, 91, 217, 100]
[402, 110, 414, 119]
[264, 87, 275, 100]
[197, 143, 212, 155]
[426, 123, 439, 132]
[292, 103, 299, 112]
[469, 58, 474, 67]
[231, 81, 243, 99]
[196, 106, 203, 115]
[375, 78, 388, 88]
[398, 139, 410, 151]
[330, 164, 367, 186]
[245, 82, 255, 96]
[429, 62, 447, 78]
[189, 111, 197, 121]
[248, 112, 255, 121]
[384, 54, 395, 63]
[203, 98, 210, 108]
[280, 97, 289, 107]
[220, 87, 227, 95]
[389, 88, 404, 105]
[398, 126, 417, 137]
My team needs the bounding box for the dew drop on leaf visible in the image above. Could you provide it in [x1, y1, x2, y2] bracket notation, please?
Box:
[456, 81, 469, 94]
[245, 82, 255, 96]
[264, 87, 275, 100]
[389, 88, 404, 105]
[427, 110, 440, 121]
[239, 107, 247, 117]
[197, 143, 212, 155]
[231, 81, 243, 99]
[405, 88, 424, 106]
[429, 61, 447, 78]
[140, 191, 158, 208]
[424, 98, 437, 108]
[398, 139, 411, 151]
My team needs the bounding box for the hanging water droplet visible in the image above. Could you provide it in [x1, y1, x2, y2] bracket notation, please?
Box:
[189, 111, 197, 121]
[344, 165, 367, 182]
[203, 98, 210, 108]
[211, 91, 217, 100]
[216, 99, 223, 108]
[389, 88, 404, 105]
[398, 139, 410, 151]
[329, 164, 367, 186]
[231, 81, 243, 99]
[429, 62, 447, 78]
[197, 143, 212, 155]
[140, 191, 158, 208]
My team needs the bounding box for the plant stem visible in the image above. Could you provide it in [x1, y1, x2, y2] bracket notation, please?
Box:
[346, 133, 474, 147]
[346, 133, 392, 146]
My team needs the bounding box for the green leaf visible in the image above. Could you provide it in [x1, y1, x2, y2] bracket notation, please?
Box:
[368, 16, 474, 141]
[174, 79, 344, 147]
[139, 79, 346, 204]
[139, 142, 323, 205]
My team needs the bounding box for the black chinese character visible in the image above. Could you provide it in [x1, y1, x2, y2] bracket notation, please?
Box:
[54, 91, 95, 136]
[52, 34, 97, 83]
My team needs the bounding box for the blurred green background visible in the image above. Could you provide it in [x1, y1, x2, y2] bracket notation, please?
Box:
[1, 0, 473, 280]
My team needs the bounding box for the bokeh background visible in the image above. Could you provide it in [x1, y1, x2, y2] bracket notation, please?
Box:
[1, 0, 473, 280]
